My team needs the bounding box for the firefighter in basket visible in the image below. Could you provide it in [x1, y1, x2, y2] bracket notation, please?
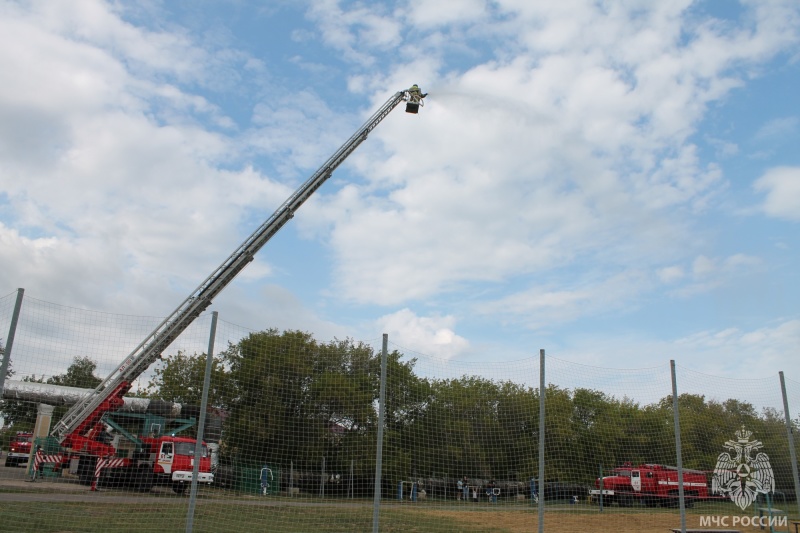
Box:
[404, 84, 427, 114]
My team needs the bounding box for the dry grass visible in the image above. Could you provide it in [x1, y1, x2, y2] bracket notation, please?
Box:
[416, 508, 770, 532]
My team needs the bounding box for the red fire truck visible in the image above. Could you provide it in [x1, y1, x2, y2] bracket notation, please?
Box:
[62, 434, 213, 493]
[590, 463, 710, 507]
[5, 431, 33, 467]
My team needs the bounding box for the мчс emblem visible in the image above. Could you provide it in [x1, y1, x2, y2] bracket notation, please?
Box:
[712, 426, 774, 510]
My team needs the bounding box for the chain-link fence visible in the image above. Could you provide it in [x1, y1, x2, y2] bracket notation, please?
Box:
[1, 290, 798, 532]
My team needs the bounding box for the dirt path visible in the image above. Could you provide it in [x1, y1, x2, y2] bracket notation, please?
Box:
[419, 509, 768, 532]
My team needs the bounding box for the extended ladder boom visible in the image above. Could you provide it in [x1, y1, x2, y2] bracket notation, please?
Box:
[53, 88, 420, 443]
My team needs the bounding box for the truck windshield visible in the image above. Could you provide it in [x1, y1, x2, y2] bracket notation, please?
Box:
[175, 442, 208, 457]
[615, 470, 631, 477]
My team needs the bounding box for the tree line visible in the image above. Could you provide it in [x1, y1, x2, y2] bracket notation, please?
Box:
[144, 329, 799, 494]
[2, 331, 798, 495]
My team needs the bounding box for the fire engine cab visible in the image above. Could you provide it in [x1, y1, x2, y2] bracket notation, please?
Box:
[5, 432, 33, 467]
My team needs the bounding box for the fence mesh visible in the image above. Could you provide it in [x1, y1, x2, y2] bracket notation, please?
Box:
[0, 291, 798, 532]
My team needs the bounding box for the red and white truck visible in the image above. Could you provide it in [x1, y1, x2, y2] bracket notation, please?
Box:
[590, 463, 710, 507]
[5, 431, 33, 467]
[62, 433, 213, 494]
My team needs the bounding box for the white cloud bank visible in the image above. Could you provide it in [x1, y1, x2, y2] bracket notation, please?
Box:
[0, 1, 798, 381]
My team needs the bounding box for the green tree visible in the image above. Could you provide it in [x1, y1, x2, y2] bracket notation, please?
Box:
[144, 350, 234, 408]
[220, 329, 387, 475]
[47, 356, 102, 389]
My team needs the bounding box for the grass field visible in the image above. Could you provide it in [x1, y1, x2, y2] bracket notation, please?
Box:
[0, 498, 786, 532]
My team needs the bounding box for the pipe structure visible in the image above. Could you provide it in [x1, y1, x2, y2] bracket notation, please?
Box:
[2, 379, 180, 416]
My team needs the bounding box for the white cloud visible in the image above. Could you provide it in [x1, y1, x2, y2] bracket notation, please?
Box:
[666, 253, 763, 298]
[551, 319, 800, 401]
[754, 166, 800, 222]
[706, 136, 739, 158]
[376, 308, 470, 360]
[675, 319, 800, 376]
[0, 0, 297, 315]
[754, 117, 798, 141]
[403, 0, 488, 28]
[294, 1, 800, 315]
[658, 266, 685, 283]
[306, 0, 403, 66]
[475, 270, 651, 330]
[1, 0, 798, 387]
[692, 255, 716, 277]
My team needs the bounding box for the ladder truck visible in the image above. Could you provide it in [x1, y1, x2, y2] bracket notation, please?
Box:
[44, 86, 427, 493]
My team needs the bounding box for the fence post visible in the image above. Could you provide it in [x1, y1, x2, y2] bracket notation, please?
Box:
[599, 463, 604, 512]
[779, 371, 800, 520]
[0, 288, 24, 398]
[186, 311, 218, 533]
[372, 334, 388, 533]
[538, 348, 545, 533]
[670, 360, 686, 533]
[320, 457, 326, 498]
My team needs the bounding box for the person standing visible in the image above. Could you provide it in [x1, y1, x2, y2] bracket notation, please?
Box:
[462, 476, 469, 502]
[457, 477, 463, 500]
[487, 480, 498, 504]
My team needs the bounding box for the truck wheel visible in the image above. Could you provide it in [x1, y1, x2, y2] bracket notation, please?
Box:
[619, 494, 633, 507]
[133, 466, 154, 492]
[172, 482, 187, 495]
[99, 467, 123, 489]
[666, 491, 679, 508]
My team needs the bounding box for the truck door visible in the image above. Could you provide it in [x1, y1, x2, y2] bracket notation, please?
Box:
[631, 470, 641, 492]
[158, 442, 174, 474]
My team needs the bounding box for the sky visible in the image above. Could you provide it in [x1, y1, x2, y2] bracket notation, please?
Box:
[1, 0, 799, 384]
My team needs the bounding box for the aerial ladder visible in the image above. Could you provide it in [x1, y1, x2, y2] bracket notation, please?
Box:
[51, 86, 427, 453]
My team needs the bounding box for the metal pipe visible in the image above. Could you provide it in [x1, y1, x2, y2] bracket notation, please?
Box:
[2, 380, 178, 414]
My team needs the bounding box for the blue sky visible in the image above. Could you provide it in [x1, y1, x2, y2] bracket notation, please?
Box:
[1, 0, 799, 381]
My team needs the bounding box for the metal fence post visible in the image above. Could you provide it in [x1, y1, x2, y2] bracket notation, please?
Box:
[320, 457, 326, 498]
[538, 348, 545, 533]
[599, 463, 604, 512]
[0, 288, 24, 398]
[671, 360, 686, 533]
[186, 311, 218, 533]
[372, 334, 388, 533]
[779, 371, 800, 520]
